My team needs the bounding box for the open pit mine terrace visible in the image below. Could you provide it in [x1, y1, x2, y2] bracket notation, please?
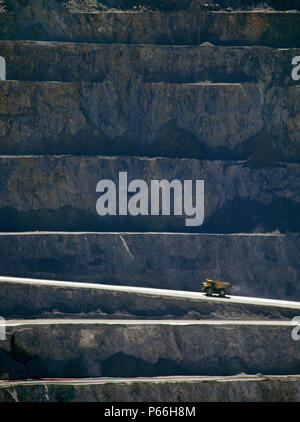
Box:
[0, 275, 300, 402]
[0, 0, 299, 403]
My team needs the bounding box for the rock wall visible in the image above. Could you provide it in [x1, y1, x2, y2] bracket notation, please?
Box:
[1, 5, 300, 47]
[0, 233, 298, 300]
[0, 156, 299, 233]
[0, 0, 299, 402]
[0, 322, 299, 379]
[1, 42, 299, 86]
[3, 0, 300, 13]
[1, 375, 300, 402]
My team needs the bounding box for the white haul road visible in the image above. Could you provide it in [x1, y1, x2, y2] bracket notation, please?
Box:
[0, 275, 300, 311]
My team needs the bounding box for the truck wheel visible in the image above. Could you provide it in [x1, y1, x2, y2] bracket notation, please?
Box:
[206, 288, 213, 296]
[219, 289, 226, 297]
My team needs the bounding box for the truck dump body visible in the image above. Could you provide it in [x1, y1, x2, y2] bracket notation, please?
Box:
[202, 279, 232, 297]
[206, 279, 232, 289]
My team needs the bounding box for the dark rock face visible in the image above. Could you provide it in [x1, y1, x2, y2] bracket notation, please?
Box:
[0, 322, 299, 379]
[0, 233, 299, 300]
[1, 375, 300, 402]
[1, 42, 298, 87]
[2, 0, 300, 14]
[0, 156, 298, 233]
[0, 78, 299, 161]
[1, 4, 300, 47]
[0, 0, 299, 403]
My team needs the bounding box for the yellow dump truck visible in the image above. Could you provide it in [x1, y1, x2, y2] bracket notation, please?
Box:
[202, 279, 232, 297]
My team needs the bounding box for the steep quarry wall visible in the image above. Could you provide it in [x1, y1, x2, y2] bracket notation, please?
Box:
[0, 79, 299, 161]
[0, 233, 298, 300]
[0, 0, 299, 403]
[1, 375, 300, 402]
[3, 0, 300, 13]
[1, 42, 299, 86]
[0, 156, 298, 233]
[0, 321, 299, 379]
[1, 5, 300, 47]
[0, 2, 298, 299]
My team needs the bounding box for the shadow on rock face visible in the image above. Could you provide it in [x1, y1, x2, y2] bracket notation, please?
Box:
[0, 195, 299, 233]
[204, 197, 300, 234]
[102, 352, 192, 377]
[149, 120, 209, 159]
